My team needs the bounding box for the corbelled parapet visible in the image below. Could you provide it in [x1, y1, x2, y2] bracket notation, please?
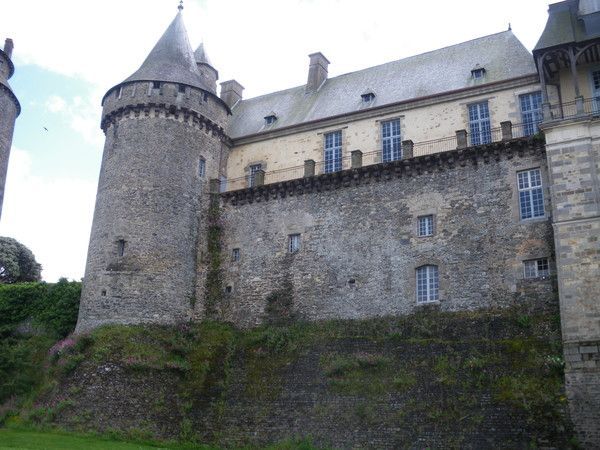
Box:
[221, 137, 545, 205]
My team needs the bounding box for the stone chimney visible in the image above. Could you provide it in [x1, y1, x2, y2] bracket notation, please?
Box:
[220, 80, 244, 108]
[306, 52, 329, 92]
[3, 39, 13, 59]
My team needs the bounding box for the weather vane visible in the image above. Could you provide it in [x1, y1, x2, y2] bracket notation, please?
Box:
[178, 0, 183, 11]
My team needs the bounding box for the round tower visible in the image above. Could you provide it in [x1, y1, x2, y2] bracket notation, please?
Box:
[76, 8, 230, 332]
[0, 38, 20, 220]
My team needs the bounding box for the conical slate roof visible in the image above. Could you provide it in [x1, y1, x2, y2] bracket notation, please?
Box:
[120, 11, 209, 91]
[194, 42, 213, 67]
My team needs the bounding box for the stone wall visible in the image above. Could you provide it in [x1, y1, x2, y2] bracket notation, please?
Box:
[0, 85, 17, 220]
[218, 138, 556, 327]
[76, 81, 230, 332]
[544, 118, 600, 447]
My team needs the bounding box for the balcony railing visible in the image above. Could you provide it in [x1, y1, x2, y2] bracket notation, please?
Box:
[543, 97, 600, 122]
[218, 121, 540, 192]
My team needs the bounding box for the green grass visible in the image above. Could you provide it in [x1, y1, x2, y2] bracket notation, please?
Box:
[0, 428, 181, 449]
[0, 429, 320, 450]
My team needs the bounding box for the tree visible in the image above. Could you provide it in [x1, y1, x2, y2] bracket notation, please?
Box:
[0, 237, 42, 283]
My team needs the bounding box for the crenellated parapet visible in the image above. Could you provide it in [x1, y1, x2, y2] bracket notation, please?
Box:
[100, 81, 230, 143]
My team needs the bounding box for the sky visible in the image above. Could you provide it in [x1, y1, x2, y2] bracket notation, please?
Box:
[0, 0, 551, 281]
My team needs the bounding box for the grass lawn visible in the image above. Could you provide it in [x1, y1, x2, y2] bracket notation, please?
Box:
[0, 428, 205, 450]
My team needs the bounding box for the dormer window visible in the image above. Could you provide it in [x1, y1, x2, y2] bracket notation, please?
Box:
[361, 91, 376, 103]
[264, 113, 277, 125]
[471, 65, 486, 79]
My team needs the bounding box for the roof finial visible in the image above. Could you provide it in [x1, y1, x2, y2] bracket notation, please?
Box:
[178, 0, 183, 11]
[508, 22, 512, 31]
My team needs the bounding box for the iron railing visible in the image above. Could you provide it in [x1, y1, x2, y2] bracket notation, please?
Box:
[544, 97, 600, 122]
[218, 121, 539, 192]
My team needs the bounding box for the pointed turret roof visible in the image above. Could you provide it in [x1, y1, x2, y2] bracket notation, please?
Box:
[194, 42, 214, 67]
[120, 10, 209, 91]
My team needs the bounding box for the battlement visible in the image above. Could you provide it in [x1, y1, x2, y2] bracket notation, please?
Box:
[100, 81, 230, 137]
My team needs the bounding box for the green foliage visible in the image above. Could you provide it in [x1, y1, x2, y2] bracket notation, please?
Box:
[0, 335, 54, 403]
[34, 279, 82, 338]
[205, 198, 223, 317]
[0, 236, 42, 283]
[0, 280, 81, 338]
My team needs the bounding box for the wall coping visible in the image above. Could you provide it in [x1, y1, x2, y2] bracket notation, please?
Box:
[221, 136, 545, 205]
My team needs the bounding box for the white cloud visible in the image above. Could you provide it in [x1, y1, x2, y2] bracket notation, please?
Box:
[45, 95, 66, 113]
[0, 0, 550, 98]
[0, 148, 96, 282]
[44, 92, 104, 147]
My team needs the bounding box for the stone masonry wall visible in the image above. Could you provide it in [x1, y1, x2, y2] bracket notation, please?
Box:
[218, 139, 556, 328]
[544, 119, 600, 447]
[0, 84, 18, 220]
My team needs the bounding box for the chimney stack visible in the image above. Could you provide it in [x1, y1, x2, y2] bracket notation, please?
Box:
[306, 52, 329, 92]
[3, 39, 13, 59]
[220, 80, 244, 108]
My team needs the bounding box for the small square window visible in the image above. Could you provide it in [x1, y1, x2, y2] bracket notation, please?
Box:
[523, 258, 550, 279]
[178, 84, 186, 94]
[471, 68, 485, 79]
[361, 92, 375, 102]
[264, 114, 277, 125]
[288, 234, 301, 253]
[153, 81, 161, 89]
[418, 215, 434, 237]
[225, 285, 233, 294]
[232, 248, 240, 262]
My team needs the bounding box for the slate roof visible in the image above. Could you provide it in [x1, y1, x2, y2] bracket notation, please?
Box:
[194, 43, 213, 67]
[534, 0, 600, 52]
[116, 11, 210, 93]
[228, 31, 537, 139]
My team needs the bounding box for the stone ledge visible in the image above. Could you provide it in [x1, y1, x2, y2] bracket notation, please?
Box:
[221, 137, 544, 206]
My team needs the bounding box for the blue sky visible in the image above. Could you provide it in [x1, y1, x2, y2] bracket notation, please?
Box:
[0, 0, 550, 281]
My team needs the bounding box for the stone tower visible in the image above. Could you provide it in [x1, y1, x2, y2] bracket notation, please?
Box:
[76, 7, 230, 332]
[0, 38, 20, 220]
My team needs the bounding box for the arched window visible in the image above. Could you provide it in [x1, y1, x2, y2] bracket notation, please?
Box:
[416, 265, 439, 303]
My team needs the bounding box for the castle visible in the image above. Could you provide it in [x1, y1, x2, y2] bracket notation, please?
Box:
[70, 0, 599, 445]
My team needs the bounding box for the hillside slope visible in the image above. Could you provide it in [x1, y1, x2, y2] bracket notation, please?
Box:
[5, 304, 575, 449]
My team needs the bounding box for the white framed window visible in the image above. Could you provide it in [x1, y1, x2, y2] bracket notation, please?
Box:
[248, 163, 262, 187]
[324, 130, 342, 173]
[381, 119, 402, 162]
[523, 258, 550, 278]
[468, 102, 491, 145]
[232, 248, 240, 262]
[416, 265, 439, 303]
[520, 91, 542, 136]
[198, 157, 206, 178]
[288, 234, 301, 253]
[417, 215, 434, 237]
[518, 168, 545, 220]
